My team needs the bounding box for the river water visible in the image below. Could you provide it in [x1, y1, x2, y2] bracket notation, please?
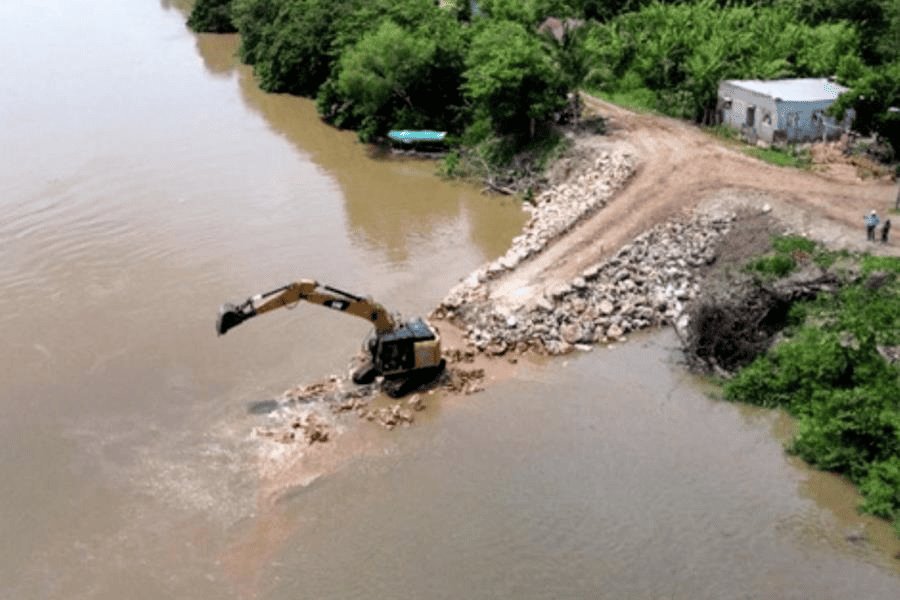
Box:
[1, 1, 898, 598]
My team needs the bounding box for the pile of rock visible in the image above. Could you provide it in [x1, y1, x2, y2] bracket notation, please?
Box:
[442, 367, 486, 395]
[252, 362, 487, 446]
[360, 398, 423, 430]
[439, 213, 735, 355]
[442, 150, 634, 307]
[280, 375, 374, 406]
[257, 411, 331, 445]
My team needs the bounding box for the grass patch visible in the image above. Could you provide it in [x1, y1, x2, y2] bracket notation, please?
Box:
[703, 125, 812, 169]
[587, 87, 660, 114]
[772, 236, 816, 254]
[861, 254, 900, 275]
[746, 234, 853, 277]
[745, 234, 833, 279]
[705, 124, 740, 142]
[747, 254, 796, 278]
[744, 145, 812, 169]
[813, 248, 850, 269]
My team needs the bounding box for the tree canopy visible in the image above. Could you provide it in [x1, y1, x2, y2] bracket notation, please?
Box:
[464, 20, 567, 136]
[189, 0, 900, 153]
[187, 0, 236, 33]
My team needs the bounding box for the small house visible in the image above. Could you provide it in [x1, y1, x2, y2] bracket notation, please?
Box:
[718, 78, 853, 144]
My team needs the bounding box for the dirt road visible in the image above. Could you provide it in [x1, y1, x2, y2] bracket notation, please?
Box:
[488, 95, 899, 312]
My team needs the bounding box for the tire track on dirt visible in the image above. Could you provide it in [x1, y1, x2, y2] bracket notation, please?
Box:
[485, 94, 897, 312]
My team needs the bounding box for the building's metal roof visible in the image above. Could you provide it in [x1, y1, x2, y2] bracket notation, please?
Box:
[723, 78, 848, 102]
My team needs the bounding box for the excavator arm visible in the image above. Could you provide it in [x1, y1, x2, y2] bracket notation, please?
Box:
[217, 279, 396, 336]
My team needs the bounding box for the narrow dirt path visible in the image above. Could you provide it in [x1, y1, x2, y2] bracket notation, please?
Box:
[488, 95, 898, 311]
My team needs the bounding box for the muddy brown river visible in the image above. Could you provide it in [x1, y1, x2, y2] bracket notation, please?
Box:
[1, 2, 898, 598]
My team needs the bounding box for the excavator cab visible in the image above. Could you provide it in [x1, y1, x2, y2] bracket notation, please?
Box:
[375, 318, 441, 377]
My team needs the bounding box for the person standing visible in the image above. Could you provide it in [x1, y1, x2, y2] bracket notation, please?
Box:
[865, 210, 880, 241]
[882, 219, 891, 243]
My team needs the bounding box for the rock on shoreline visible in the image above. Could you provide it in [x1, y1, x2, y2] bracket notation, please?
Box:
[436, 213, 734, 355]
[441, 150, 635, 299]
[433, 137, 735, 355]
[254, 364, 487, 445]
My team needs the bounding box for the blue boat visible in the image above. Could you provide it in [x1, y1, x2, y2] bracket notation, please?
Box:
[387, 130, 447, 144]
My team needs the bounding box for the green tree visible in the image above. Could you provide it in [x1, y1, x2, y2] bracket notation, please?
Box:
[335, 21, 438, 139]
[833, 61, 900, 154]
[463, 20, 567, 137]
[790, 0, 898, 64]
[330, 0, 447, 52]
[187, 0, 237, 33]
[329, 13, 469, 140]
[231, 0, 281, 65]
[723, 256, 900, 530]
[578, 0, 865, 121]
[253, 0, 357, 94]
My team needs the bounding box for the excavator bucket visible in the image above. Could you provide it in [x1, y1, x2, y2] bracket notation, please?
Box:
[216, 303, 248, 336]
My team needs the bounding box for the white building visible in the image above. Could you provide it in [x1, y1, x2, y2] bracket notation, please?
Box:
[718, 78, 853, 144]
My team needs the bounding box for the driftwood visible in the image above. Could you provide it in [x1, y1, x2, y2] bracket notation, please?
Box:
[481, 179, 517, 195]
[458, 144, 550, 197]
[681, 267, 839, 373]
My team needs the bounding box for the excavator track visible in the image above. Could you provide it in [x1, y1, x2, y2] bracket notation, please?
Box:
[380, 360, 447, 398]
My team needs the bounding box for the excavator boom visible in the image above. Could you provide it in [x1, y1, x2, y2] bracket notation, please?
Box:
[216, 279, 395, 336]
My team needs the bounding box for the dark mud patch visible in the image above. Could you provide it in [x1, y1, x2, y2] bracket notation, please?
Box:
[701, 209, 784, 277]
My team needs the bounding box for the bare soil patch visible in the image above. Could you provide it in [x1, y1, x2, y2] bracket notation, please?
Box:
[479, 94, 898, 313]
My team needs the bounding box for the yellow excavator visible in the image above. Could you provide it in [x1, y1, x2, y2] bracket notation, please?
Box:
[216, 279, 445, 396]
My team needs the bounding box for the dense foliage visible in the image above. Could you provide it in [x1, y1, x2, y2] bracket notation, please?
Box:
[579, 1, 860, 121]
[188, 0, 900, 153]
[830, 61, 900, 160]
[229, 0, 357, 95]
[574, 0, 899, 150]
[464, 20, 568, 137]
[187, 0, 237, 33]
[333, 16, 468, 140]
[220, 0, 571, 144]
[725, 247, 900, 533]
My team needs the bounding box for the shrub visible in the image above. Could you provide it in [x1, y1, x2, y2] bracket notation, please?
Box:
[772, 235, 816, 255]
[723, 253, 900, 528]
[859, 458, 900, 519]
[747, 254, 796, 278]
[790, 385, 899, 479]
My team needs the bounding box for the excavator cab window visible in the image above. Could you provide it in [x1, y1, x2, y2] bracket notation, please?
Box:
[377, 339, 413, 374]
[375, 318, 435, 376]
